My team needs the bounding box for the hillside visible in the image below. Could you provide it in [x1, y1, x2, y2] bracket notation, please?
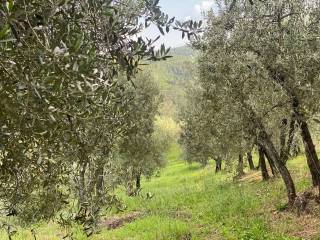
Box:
[149, 46, 196, 87]
[5, 145, 320, 240]
[146, 46, 197, 118]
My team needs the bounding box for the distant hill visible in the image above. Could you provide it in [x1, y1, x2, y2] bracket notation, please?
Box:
[146, 46, 197, 118]
[147, 46, 197, 88]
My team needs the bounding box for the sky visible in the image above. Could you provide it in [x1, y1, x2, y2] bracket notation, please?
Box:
[142, 0, 216, 48]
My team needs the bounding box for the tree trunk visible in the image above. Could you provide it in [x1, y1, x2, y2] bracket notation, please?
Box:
[263, 149, 278, 176]
[258, 130, 296, 206]
[236, 84, 296, 205]
[136, 174, 141, 190]
[215, 157, 222, 173]
[258, 146, 269, 181]
[247, 152, 255, 170]
[237, 154, 244, 176]
[263, 63, 318, 196]
[291, 95, 320, 188]
[299, 119, 320, 187]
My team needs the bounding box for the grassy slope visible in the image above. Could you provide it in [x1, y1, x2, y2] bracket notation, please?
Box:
[5, 144, 319, 239]
[100, 145, 314, 240]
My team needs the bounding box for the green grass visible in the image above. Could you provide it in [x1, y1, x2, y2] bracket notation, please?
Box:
[1, 144, 318, 239]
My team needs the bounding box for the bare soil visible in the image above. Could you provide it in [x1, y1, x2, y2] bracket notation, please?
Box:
[101, 211, 145, 230]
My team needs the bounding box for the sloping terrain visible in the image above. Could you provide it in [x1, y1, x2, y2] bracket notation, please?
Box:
[1, 145, 320, 239]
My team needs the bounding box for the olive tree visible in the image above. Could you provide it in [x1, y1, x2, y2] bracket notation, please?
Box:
[184, 7, 300, 204]
[117, 72, 164, 194]
[219, 0, 320, 189]
[0, 0, 174, 224]
[183, 0, 320, 205]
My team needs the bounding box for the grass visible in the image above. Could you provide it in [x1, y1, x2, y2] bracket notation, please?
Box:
[1, 144, 319, 239]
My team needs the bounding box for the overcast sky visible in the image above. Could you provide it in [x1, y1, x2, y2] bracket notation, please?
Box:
[142, 0, 216, 48]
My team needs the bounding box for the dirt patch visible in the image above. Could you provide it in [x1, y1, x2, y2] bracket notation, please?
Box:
[269, 188, 320, 240]
[101, 211, 145, 230]
[290, 215, 319, 240]
[238, 171, 262, 183]
[238, 167, 274, 183]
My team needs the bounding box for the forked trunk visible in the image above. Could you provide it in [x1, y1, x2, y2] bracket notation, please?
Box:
[258, 131, 296, 206]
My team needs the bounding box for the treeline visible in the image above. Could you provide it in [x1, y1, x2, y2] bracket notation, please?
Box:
[180, 0, 320, 206]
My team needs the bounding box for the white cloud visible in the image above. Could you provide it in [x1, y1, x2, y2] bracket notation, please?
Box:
[194, 1, 215, 15]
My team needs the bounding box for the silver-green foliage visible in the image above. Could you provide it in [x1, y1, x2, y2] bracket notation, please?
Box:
[0, 0, 172, 224]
